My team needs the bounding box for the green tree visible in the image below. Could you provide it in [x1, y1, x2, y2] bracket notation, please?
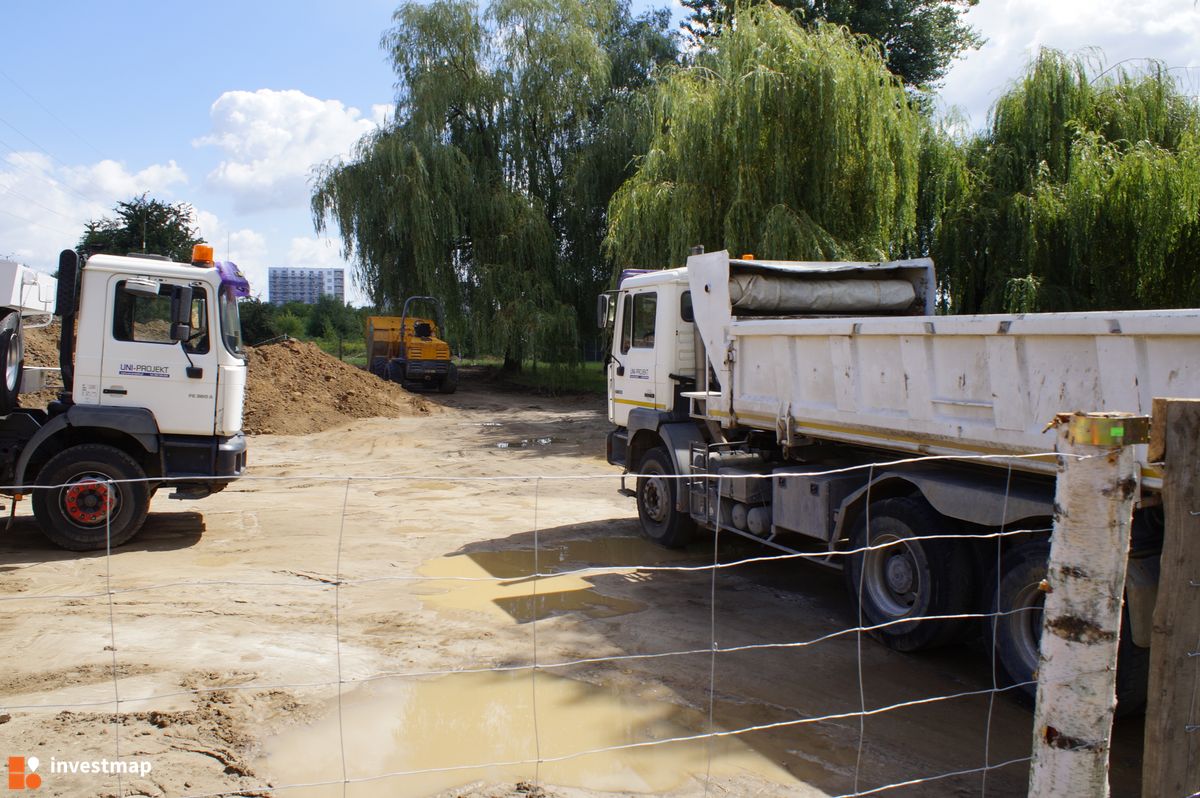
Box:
[312, 0, 676, 369]
[607, 4, 922, 268]
[681, 0, 982, 87]
[305, 295, 360, 340]
[933, 51, 1200, 312]
[78, 194, 205, 264]
[237, 298, 281, 346]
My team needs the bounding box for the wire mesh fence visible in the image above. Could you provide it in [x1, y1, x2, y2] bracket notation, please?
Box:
[0, 448, 1150, 797]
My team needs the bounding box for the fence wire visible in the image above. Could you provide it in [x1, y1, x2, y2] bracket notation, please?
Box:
[0, 450, 1126, 797]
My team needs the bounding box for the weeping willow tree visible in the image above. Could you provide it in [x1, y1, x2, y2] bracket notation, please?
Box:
[606, 4, 923, 268]
[312, 0, 676, 368]
[934, 51, 1200, 312]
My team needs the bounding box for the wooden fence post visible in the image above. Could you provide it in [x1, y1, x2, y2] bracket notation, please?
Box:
[1029, 411, 1147, 797]
[1142, 398, 1200, 797]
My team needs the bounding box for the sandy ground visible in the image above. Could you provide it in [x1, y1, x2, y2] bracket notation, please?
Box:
[0, 380, 1145, 798]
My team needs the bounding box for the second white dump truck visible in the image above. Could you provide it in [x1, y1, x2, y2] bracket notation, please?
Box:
[601, 249, 1200, 710]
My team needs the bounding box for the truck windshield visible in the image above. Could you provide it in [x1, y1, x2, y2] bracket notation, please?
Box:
[219, 285, 245, 357]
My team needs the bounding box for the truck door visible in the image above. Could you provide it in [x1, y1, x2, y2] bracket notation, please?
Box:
[99, 276, 219, 436]
[611, 289, 660, 427]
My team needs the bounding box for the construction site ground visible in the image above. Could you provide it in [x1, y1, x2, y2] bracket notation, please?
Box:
[0, 360, 1145, 797]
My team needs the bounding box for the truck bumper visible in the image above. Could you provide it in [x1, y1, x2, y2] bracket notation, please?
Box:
[164, 433, 246, 500]
[216, 433, 248, 477]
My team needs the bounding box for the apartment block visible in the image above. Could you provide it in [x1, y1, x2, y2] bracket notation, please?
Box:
[268, 267, 345, 305]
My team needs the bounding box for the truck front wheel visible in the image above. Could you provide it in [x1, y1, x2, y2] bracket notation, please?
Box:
[636, 447, 694, 549]
[32, 444, 151, 551]
[844, 497, 973, 651]
[438, 363, 458, 394]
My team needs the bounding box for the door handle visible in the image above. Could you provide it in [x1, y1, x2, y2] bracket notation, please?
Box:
[644, 392, 655, 399]
[103, 387, 127, 396]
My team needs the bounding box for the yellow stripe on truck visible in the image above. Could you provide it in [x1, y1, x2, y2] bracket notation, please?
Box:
[614, 398, 666, 410]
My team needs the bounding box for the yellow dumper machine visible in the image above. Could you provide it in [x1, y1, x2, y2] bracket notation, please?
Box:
[365, 296, 457, 393]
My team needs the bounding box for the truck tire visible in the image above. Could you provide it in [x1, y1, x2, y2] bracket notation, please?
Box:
[991, 540, 1148, 716]
[387, 358, 407, 385]
[32, 444, 151, 551]
[636, 447, 694, 548]
[438, 363, 458, 394]
[844, 497, 973, 651]
[0, 310, 23, 413]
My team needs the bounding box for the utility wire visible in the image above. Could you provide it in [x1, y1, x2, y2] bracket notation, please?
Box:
[0, 67, 107, 160]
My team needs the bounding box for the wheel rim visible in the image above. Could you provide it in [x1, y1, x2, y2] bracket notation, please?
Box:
[641, 474, 670, 524]
[59, 472, 120, 527]
[5, 331, 19, 392]
[1004, 580, 1045, 670]
[862, 533, 923, 617]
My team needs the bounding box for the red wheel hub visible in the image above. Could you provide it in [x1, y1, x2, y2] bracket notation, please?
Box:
[63, 479, 114, 525]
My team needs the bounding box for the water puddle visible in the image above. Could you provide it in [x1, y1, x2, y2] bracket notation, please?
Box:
[494, 437, 555, 449]
[417, 539, 660, 623]
[258, 670, 806, 797]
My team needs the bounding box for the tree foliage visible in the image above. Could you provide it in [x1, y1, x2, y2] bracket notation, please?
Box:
[607, 4, 922, 269]
[681, 0, 982, 87]
[78, 194, 205, 264]
[312, 0, 676, 366]
[932, 51, 1200, 312]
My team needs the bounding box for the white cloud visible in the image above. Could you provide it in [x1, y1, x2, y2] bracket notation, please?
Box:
[940, 0, 1200, 131]
[0, 151, 189, 274]
[195, 89, 385, 213]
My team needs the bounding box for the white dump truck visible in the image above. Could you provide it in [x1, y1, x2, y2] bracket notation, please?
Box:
[0, 246, 248, 551]
[600, 249, 1200, 710]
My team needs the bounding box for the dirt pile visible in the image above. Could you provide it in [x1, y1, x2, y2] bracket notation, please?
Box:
[19, 322, 433, 435]
[244, 338, 433, 434]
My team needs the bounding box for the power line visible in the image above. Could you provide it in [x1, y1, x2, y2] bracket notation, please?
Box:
[0, 67, 107, 161]
[0, 135, 98, 206]
[0, 204, 80, 241]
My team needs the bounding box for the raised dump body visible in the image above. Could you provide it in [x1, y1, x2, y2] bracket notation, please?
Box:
[602, 249, 1200, 712]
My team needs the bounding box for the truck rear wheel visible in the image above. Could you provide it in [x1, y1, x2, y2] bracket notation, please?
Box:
[0, 309, 23, 413]
[636, 447, 694, 548]
[844, 497, 973, 651]
[32, 444, 151, 551]
[991, 540, 1148, 715]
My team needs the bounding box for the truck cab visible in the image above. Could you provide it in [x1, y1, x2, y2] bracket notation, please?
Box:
[3, 246, 249, 551]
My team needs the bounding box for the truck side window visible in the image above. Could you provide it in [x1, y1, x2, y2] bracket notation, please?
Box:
[681, 291, 693, 322]
[620, 294, 633, 354]
[113, 282, 209, 354]
[631, 292, 657, 348]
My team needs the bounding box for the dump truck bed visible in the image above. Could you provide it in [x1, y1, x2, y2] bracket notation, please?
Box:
[684, 252, 1200, 484]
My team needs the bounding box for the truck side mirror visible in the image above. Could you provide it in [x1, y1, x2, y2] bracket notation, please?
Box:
[170, 285, 194, 341]
[597, 293, 617, 330]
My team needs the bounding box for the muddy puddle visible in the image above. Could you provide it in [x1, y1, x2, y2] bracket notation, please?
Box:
[494, 437, 555, 449]
[258, 669, 809, 797]
[415, 537, 670, 623]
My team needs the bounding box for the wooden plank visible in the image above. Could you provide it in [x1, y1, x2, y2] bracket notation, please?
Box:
[1143, 399, 1200, 797]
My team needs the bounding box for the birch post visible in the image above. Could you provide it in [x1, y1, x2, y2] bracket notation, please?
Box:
[1028, 411, 1147, 798]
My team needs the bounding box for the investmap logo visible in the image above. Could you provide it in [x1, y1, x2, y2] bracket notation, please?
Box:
[6, 755, 153, 789]
[6, 757, 40, 790]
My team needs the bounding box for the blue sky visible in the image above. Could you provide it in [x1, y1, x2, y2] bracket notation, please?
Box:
[2, 0, 1197, 305]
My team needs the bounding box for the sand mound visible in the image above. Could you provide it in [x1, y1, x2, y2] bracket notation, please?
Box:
[244, 338, 432, 434]
[20, 322, 431, 435]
